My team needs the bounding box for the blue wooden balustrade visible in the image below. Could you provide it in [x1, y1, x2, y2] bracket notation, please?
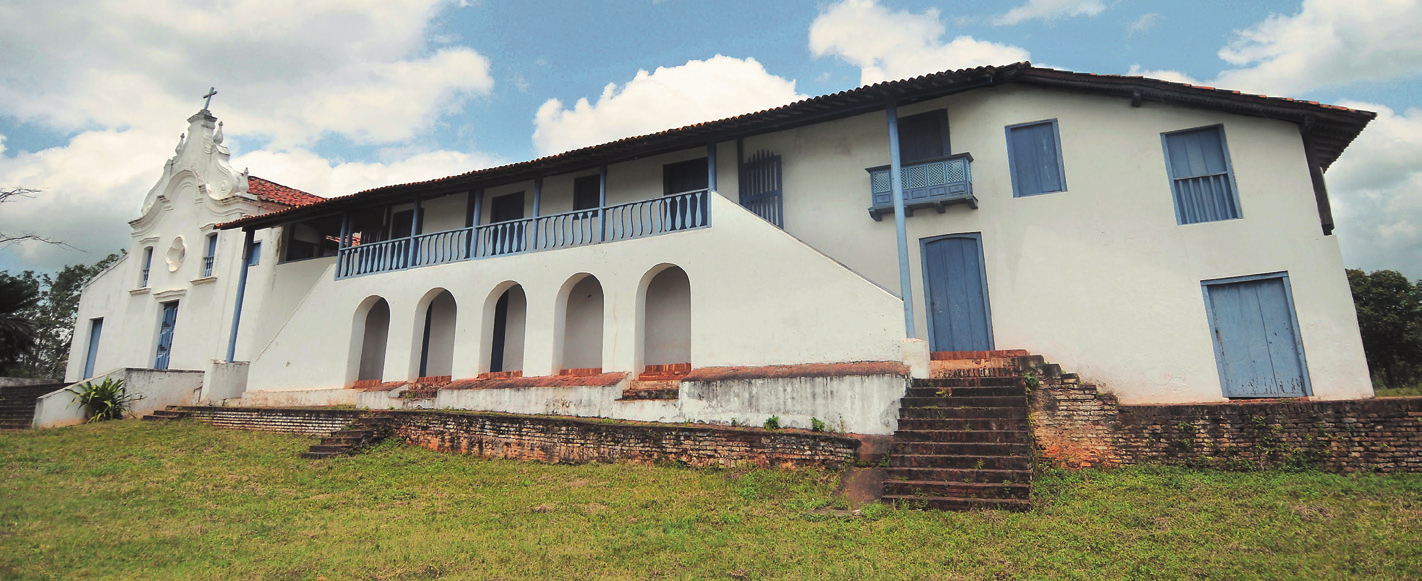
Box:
[866, 153, 976, 221]
[335, 190, 709, 279]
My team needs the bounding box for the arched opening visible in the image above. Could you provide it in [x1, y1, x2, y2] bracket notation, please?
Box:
[414, 289, 457, 379]
[483, 284, 527, 374]
[640, 265, 691, 372]
[354, 297, 390, 383]
[558, 274, 604, 373]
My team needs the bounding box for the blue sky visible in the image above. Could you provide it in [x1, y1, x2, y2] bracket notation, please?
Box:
[1, 0, 1419, 277]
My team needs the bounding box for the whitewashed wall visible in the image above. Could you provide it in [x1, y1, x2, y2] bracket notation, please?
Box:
[743, 84, 1370, 403]
[242, 194, 906, 392]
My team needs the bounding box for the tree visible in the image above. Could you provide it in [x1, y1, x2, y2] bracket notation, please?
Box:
[1, 252, 123, 378]
[0, 274, 41, 369]
[1347, 269, 1422, 388]
[0, 187, 62, 249]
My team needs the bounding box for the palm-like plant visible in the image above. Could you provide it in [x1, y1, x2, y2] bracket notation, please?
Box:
[66, 377, 141, 422]
[0, 275, 40, 369]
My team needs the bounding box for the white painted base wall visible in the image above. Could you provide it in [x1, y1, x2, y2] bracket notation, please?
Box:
[238, 371, 906, 435]
[34, 368, 204, 428]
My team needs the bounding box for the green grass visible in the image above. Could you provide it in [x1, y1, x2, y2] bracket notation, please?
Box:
[2, 421, 1420, 580]
[1376, 384, 1422, 397]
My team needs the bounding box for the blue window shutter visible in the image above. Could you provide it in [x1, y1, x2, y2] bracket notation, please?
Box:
[1163, 126, 1240, 224]
[248, 241, 262, 266]
[1007, 120, 1065, 197]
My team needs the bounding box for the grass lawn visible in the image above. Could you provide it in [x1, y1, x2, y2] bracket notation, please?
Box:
[2, 421, 1419, 580]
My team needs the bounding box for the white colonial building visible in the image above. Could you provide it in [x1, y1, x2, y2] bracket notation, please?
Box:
[63, 63, 1376, 434]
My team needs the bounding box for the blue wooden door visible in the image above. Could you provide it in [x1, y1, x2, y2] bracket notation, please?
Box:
[154, 302, 178, 370]
[1205, 276, 1309, 398]
[922, 235, 993, 352]
[83, 319, 102, 379]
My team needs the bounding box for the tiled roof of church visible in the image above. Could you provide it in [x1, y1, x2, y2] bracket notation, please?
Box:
[248, 176, 324, 208]
[222, 61, 1375, 230]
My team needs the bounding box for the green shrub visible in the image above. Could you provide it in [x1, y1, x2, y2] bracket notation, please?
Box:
[810, 417, 827, 433]
[763, 415, 780, 431]
[65, 377, 142, 423]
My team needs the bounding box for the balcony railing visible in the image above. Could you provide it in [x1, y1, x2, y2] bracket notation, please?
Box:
[335, 190, 710, 279]
[866, 153, 976, 221]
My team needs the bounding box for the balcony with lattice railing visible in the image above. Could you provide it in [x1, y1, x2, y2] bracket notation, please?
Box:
[866, 153, 976, 221]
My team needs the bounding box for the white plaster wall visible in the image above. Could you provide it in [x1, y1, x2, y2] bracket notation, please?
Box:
[36, 368, 203, 428]
[201, 360, 248, 403]
[242, 193, 904, 392]
[358, 299, 391, 381]
[420, 193, 467, 233]
[741, 83, 1369, 403]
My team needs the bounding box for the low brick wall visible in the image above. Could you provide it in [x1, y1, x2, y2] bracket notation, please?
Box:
[1031, 383, 1422, 473]
[181, 407, 366, 437]
[178, 407, 859, 468]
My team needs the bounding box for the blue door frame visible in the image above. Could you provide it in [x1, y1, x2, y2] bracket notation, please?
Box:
[920, 233, 995, 352]
[83, 318, 102, 379]
[1202, 272, 1312, 398]
[154, 301, 178, 370]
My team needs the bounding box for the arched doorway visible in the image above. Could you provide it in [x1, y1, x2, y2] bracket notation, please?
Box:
[485, 284, 527, 374]
[416, 289, 457, 379]
[559, 274, 604, 372]
[355, 297, 390, 383]
[641, 266, 690, 369]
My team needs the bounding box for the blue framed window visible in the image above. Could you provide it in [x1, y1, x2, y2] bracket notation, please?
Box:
[1006, 119, 1066, 197]
[140, 247, 153, 287]
[248, 241, 262, 266]
[1162, 125, 1242, 224]
[202, 233, 217, 277]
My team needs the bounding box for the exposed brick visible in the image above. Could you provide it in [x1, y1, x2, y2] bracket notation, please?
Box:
[1030, 384, 1422, 473]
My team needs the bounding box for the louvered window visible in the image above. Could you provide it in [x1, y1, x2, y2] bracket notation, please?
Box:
[1162, 125, 1242, 224]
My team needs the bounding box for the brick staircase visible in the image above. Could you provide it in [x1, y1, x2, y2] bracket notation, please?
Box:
[884, 351, 1044, 511]
[619, 363, 690, 401]
[0, 382, 65, 430]
[140, 406, 191, 421]
[300, 415, 392, 459]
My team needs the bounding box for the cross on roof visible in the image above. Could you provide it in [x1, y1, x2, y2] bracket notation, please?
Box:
[202, 87, 217, 110]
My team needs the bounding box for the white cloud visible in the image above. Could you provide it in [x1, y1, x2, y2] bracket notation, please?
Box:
[1126, 65, 1201, 85]
[0, 127, 496, 272]
[993, 0, 1107, 26]
[531, 55, 803, 155]
[809, 0, 1031, 86]
[1212, 0, 1422, 96]
[0, 0, 493, 148]
[1324, 102, 1422, 279]
[1127, 13, 1162, 37]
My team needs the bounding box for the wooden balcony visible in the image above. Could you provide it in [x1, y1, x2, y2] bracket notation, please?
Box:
[866, 153, 976, 221]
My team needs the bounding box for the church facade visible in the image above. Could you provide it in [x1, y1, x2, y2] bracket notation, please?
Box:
[65, 63, 1377, 435]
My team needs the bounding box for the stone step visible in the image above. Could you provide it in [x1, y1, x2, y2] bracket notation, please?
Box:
[899, 396, 1026, 409]
[906, 385, 1025, 398]
[882, 494, 1031, 512]
[893, 441, 1032, 457]
[897, 406, 1027, 420]
[886, 467, 1033, 484]
[307, 444, 353, 454]
[333, 429, 374, 439]
[890, 454, 1032, 471]
[893, 429, 1031, 443]
[320, 436, 365, 446]
[883, 480, 1032, 500]
[895, 417, 1029, 431]
[912, 376, 1024, 388]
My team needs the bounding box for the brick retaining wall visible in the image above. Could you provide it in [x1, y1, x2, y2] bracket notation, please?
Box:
[181, 407, 367, 437]
[178, 407, 859, 468]
[1031, 383, 1422, 473]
